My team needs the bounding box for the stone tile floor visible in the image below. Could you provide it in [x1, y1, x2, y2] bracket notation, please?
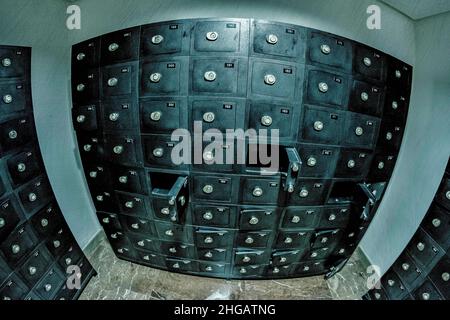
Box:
[80, 235, 368, 300]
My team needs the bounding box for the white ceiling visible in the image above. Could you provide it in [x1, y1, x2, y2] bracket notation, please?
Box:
[381, 0, 450, 20]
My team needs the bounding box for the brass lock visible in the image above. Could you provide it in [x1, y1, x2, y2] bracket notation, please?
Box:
[113, 145, 124, 154]
[153, 148, 164, 158]
[204, 71, 217, 82]
[266, 34, 278, 45]
[249, 216, 259, 225]
[203, 112, 215, 123]
[318, 82, 328, 93]
[17, 163, 26, 173]
[299, 188, 309, 198]
[261, 115, 273, 127]
[264, 74, 276, 85]
[109, 112, 120, 122]
[28, 193, 37, 202]
[76, 115, 86, 123]
[8, 130, 18, 139]
[151, 35, 164, 44]
[108, 43, 119, 52]
[202, 185, 214, 194]
[307, 157, 317, 167]
[355, 127, 364, 136]
[320, 44, 331, 55]
[3, 94, 13, 104]
[291, 216, 301, 224]
[204, 236, 214, 244]
[125, 201, 134, 209]
[206, 31, 219, 41]
[203, 211, 213, 220]
[360, 92, 369, 101]
[347, 160, 356, 168]
[252, 187, 263, 197]
[76, 83, 85, 92]
[119, 176, 128, 184]
[314, 121, 324, 131]
[150, 73, 162, 83]
[2, 58, 12, 66]
[40, 218, 49, 227]
[150, 111, 162, 121]
[107, 77, 118, 87]
[28, 266, 37, 275]
[76, 53, 85, 61]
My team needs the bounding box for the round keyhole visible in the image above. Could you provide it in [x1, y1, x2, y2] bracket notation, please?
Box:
[150, 111, 162, 121]
[386, 132, 393, 141]
[2, 58, 12, 67]
[360, 92, 369, 101]
[202, 185, 213, 194]
[204, 71, 217, 82]
[11, 244, 21, 254]
[261, 115, 273, 127]
[151, 35, 164, 44]
[355, 127, 364, 136]
[299, 189, 309, 198]
[203, 112, 215, 123]
[314, 121, 324, 131]
[76, 115, 86, 123]
[264, 74, 276, 85]
[119, 176, 128, 184]
[203, 211, 213, 220]
[318, 82, 328, 93]
[108, 43, 119, 52]
[107, 77, 118, 87]
[17, 163, 26, 173]
[416, 242, 425, 251]
[109, 112, 120, 122]
[28, 266, 37, 275]
[245, 237, 254, 244]
[320, 44, 331, 55]
[40, 218, 49, 227]
[392, 101, 398, 110]
[249, 216, 259, 225]
[347, 160, 356, 168]
[206, 31, 219, 41]
[266, 34, 278, 45]
[307, 157, 317, 167]
[28, 193, 37, 202]
[3, 94, 13, 104]
[125, 201, 134, 209]
[153, 147, 164, 158]
[150, 73, 162, 83]
[113, 145, 124, 154]
[252, 187, 263, 197]
[204, 236, 214, 244]
[8, 130, 18, 139]
[76, 53, 85, 61]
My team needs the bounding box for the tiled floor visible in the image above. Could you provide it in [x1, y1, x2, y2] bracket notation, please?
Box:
[80, 234, 368, 300]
